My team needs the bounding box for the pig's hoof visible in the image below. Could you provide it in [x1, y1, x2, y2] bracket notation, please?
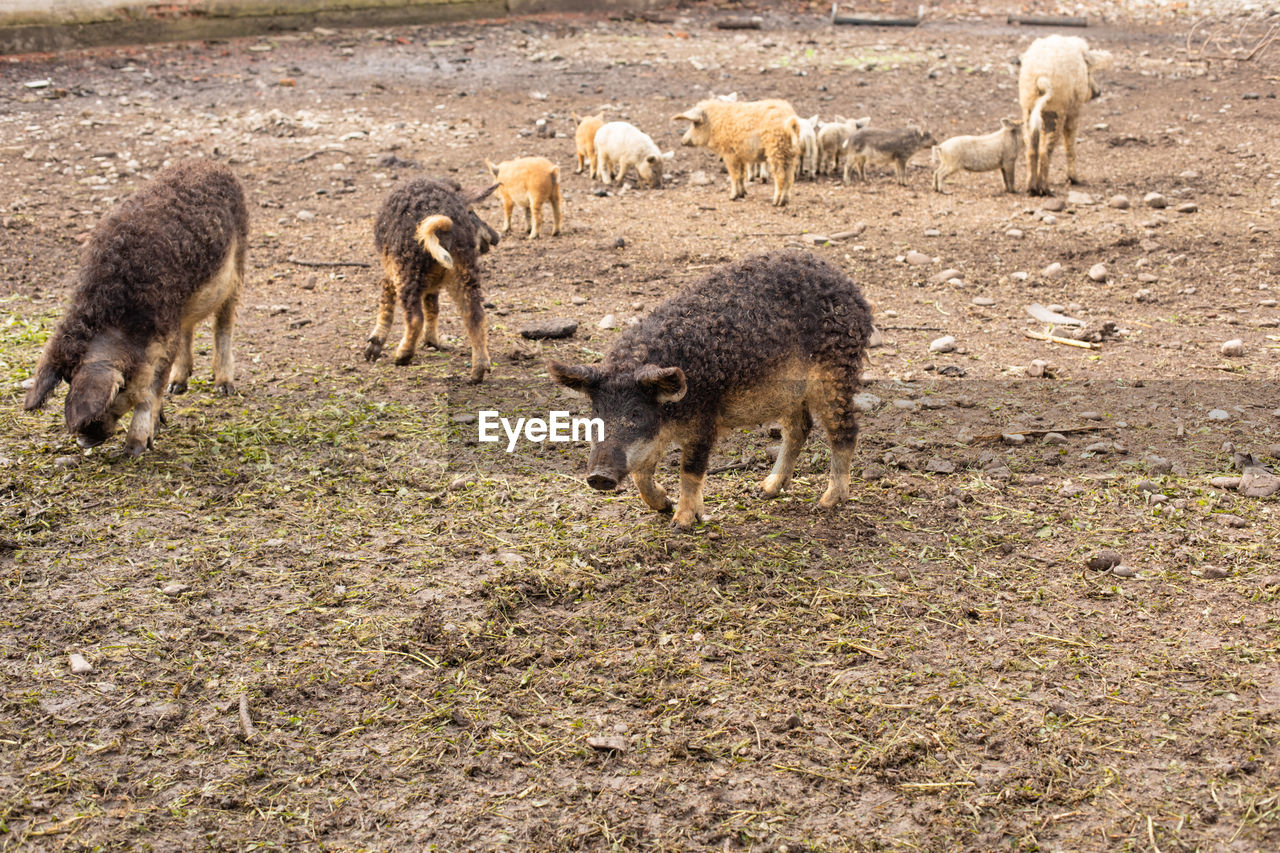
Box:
[424, 339, 450, 352]
[123, 441, 147, 459]
[393, 352, 414, 366]
[817, 490, 847, 509]
[364, 340, 383, 362]
[167, 381, 188, 395]
[214, 382, 235, 396]
[761, 477, 787, 498]
[468, 365, 489, 384]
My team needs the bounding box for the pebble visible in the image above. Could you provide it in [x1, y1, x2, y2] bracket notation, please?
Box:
[586, 735, 629, 754]
[1175, 202, 1198, 214]
[1220, 339, 1245, 357]
[296, 210, 316, 221]
[1143, 192, 1167, 209]
[1041, 262, 1063, 278]
[1085, 441, 1113, 454]
[905, 250, 934, 266]
[1041, 197, 1066, 212]
[852, 392, 882, 412]
[69, 654, 93, 675]
[1137, 273, 1159, 283]
[53, 455, 80, 469]
[925, 458, 956, 475]
[867, 328, 884, 348]
[1207, 409, 1231, 421]
[1217, 513, 1247, 528]
[1135, 479, 1160, 493]
[520, 318, 578, 340]
[570, 296, 588, 306]
[1146, 456, 1172, 475]
[1110, 565, 1136, 578]
[161, 583, 189, 596]
[1203, 566, 1230, 579]
[452, 413, 477, 424]
[929, 335, 957, 354]
[1087, 263, 1109, 282]
[1060, 483, 1088, 497]
[861, 464, 887, 481]
[1210, 476, 1242, 489]
[892, 398, 919, 411]
[1087, 550, 1123, 571]
[1027, 359, 1053, 378]
[1011, 271, 1029, 281]
[1108, 194, 1130, 210]
[1067, 190, 1095, 206]
[1079, 411, 1102, 421]
[1042, 214, 1058, 225]
[985, 466, 1012, 482]
[688, 170, 712, 186]
[972, 296, 995, 307]
[923, 228, 941, 237]
[597, 314, 618, 330]
[1042, 432, 1067, 445]
[1001, 433, 1026, 446]
[931, 268, 962, 284]
[1239, 467, 1280, 498]
[1006, 228, 1024, 239]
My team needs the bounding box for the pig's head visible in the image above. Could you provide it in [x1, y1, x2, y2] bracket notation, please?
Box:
[468, 183, 501, 254]
[671, 107, 710, 148]
[548, 360, 687, 491]
[637, 151, 674, 188]
[25, 330, 130, 449]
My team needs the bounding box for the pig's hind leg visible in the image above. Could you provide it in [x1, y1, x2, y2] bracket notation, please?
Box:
[364, 267, 399, 362]
[393, 279, 426, 365]
[811, 378, 861, 508]
[762, 405, 812, 497]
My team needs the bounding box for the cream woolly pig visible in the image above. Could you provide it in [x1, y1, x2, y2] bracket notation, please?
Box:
[932, 118, 1023, 194]
[815, 116, 871, 177]
[593, 121, 673, 188]
[672, 99, 801, 206]
[1018, 35, 1113, 196]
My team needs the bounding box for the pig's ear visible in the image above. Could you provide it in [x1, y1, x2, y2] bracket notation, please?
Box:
[548, 361, 599, 395]
[635, 364, 686, 404]
[471, 182, 500, 204]
[672, 108, 705, 125]
[807, 114, 819, 125]
[855, 116, 871, 128]
[64, 364, 120, 434]
[24, 358, 64, 411]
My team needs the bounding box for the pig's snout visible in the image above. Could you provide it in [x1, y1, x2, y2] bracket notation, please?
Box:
[586, 470, 620, 491]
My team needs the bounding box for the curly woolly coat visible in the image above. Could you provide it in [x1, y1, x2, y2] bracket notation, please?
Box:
[24, 158, 247, 455]
[364, 177, 499, 382]
[551, 250, 874, 527]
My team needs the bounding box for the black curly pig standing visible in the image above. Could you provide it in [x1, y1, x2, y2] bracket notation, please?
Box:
[549, 251, 875, 529]
[24, 159, 248, 457]
[364, 178, 500, 383]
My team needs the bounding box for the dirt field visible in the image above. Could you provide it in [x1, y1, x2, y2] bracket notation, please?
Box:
[2, 1, 1279, 849]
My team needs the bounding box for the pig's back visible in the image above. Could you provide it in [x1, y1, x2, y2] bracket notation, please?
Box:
[607, 251, 873, 393]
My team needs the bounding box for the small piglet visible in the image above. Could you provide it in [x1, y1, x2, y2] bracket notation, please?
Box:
[932, 118, 1023, 193]
[593, 121, 673, 188]
[572, 112, 606, 176]
[550, 251, 874, 529]
[24, 159, 247, 456]
[843, 125, 937, 185]
[485, 156, 563, 239]
[365, 178, 500, 382]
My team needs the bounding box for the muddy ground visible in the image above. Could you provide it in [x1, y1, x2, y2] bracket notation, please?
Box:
[1, 1, 1279, 850]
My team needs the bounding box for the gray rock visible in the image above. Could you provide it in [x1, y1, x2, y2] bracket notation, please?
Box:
[1067, 190, 1095, 206]
[923, 228, 942, 237]
[1110, 565, 1136, 578]
[929, 335, 957, 354]
[1207, 408, 1231, 421]
[162, 583, 189, 596]
[597, 314, 618, 330]
[1145, 455, 1172, 475]
[931, 268, 962, 284]
[1209, 476, 1242, 489]
[688, 170, 712, 186]
[1041, 197, 1067, 212]
[1135, 479, 1160, 493]
[1001, 433, 1026, 446]
[520, 318, 578, 340]
[1239, 467, 1280, 498]
[1087, 263, 1109, 282]
[1175, 201, 1198, 214]
[892, 398, 919, 411]
[1006, 228, 1024, 239]
[1079, 411, 1103, 421]
[1085, 441, 1113, 454]
[1042, 432, 1068, 446]
[852, 392, 882, 413]
[69, 654, 93, 675]
[985, 466, 1012, 481]
[1087, 549, 1122, 571]
[905, 250, 934, 266]
[925, 458, 956, 475]
[1203, 566, 1230, 579]
[570, 296, 588, 306]
[1041, 262, 1063, 278]
[1143, 192, 1167, 209]
[861, 464, 887, 481]
[972, 296, 996, 306]
[867, 327, 884, 348]
[53, 456, 80, 469]
[586, 735, 629, 753]
[1220, 339, 1245, 357]
[1217, 513, 1247, 528]
[1108, 194, 1130, 210]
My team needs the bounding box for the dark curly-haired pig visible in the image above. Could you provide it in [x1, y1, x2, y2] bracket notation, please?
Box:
[364, 178, 500, 383]
[24, 159, 248, 457]
[550, 251, 874, 529]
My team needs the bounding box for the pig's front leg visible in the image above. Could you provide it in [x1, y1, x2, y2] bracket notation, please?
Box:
[673, 439, 712, 529]
[631, 449, 671, 513]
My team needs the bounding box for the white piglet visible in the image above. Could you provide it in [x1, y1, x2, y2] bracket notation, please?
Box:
[593, 121, 673, 188]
